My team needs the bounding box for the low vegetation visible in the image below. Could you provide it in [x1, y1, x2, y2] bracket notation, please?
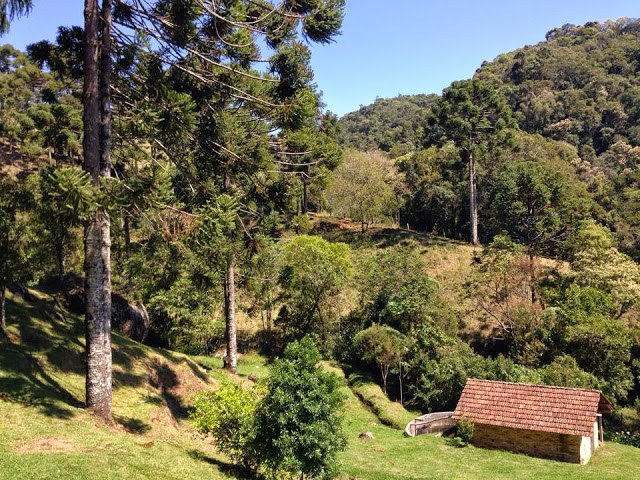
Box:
[346, 371, 415, 430]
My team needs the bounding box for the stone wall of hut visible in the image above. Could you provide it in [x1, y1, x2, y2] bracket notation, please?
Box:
[471, 423, 592, 463]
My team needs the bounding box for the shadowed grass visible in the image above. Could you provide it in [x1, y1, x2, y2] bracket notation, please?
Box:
[0, 289, 228, 480]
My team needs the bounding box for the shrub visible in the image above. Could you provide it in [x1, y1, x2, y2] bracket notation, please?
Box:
[449, 436, 466, 448]
[192, 338, 347, 478]
[21, 141, 43, 157]
[291, 213, 313, 234]
[456, 417, 475, 445]
[191, 382, 260, 466]
[611, 431, 640, 448]
[541, 355, 598, 389]
[278, 236, 351, 349]
[253, 336, 347, 479]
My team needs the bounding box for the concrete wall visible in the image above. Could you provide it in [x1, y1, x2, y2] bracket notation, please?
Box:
[414, 417, 455, 436]
[581, 420, 601, 465]
[405, 412, 454, 437]
[472, 424, 586, 463]
[580, 435, 593, 464]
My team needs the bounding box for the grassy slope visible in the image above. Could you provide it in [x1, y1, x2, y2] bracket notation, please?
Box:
[346, 371, 416, 430]
[312, 215, 482, 335]
[0, 289, 233, 480]
[328, 364, 640, 480]
[2, 288, 640, 480]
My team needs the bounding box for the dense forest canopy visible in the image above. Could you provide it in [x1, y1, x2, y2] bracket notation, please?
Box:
[340, 17, 640, 260]
[338, 93, 437, 156]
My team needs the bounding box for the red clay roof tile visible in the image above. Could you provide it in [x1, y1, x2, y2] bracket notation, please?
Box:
[451, 378, 613, 437]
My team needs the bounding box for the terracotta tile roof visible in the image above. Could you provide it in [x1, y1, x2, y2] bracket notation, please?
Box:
[452, 378, 613, 437]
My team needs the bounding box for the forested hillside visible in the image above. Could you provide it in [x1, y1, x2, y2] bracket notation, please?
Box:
[338, 94, 437, 156]
[340, 18, 640, 260]
[478, 19, 640, 258]
[1, 6, 640, 479]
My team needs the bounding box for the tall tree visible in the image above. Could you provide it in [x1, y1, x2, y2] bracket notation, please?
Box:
[83, 0, 113, 423]
[426, 79, 515, 245]
[353, 324, 405, 395]
[278, 235, 351, 348]
[191, 194, 244, 373]
[493, 161, 569, 303]
[112, 0, 344, 373]
[326, 150, 400, 232]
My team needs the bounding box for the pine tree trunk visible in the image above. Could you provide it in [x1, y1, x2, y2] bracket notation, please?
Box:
[223, 252, 238, 374]
[83, 0, 100, 184]
[529, 249, 536, 304]
[83, 0, 112, 423]
[266, 305, 273, 352]
[99, 0, 112, 179]
[468, 150, 479, 245]
[301, 174, 308, 214]
[123, 211, 131, 285]
[83, 211, 112, 421]
[1, 284, 6, 330]
[123, 212, 131, 260]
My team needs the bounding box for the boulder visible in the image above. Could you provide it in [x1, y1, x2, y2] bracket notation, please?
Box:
[65, 286, 149, 343]
[111, 293, 150, 343]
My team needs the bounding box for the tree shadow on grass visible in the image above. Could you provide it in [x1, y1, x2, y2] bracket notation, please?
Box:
[0, 329, 82, 419]
[114, 415, 152, 434]
[318, 224, 464, 250]
[371, 228, 464, 249]
[186, 449, 255, 479]
[148, 359, 190, 420]
[6, 291, 86, 377]
[154, 347, 212, 384]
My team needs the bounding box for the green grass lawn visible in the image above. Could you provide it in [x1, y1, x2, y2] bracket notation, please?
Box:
[330, 363, 640, 480]
[0, 290, 235, 480]
[345, 370, 417, 430]
[2, 288, 640, 479]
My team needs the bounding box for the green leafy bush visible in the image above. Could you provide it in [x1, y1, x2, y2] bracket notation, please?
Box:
[541, 355, 598, 389]
[253, 336, 347, 479]
[278, 236, 351, 349]
[611, 431, 640, 448]
[21, 141, 43, 156]
[191, 382, 259, 466]
[291, 213, 313, 234]
[192, 337, 347, 478]
[456, 417, 475, 445]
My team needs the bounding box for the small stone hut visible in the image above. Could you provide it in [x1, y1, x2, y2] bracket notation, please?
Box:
[452, 378, 613, 464]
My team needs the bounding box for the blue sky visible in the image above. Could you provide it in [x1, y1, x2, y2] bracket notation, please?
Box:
[3, 1, 640, 117]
